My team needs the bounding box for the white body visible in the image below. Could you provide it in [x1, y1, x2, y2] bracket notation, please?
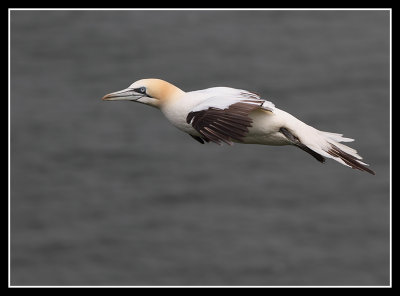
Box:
[162, 88, 313, 146]
[103, 79, 374, 174]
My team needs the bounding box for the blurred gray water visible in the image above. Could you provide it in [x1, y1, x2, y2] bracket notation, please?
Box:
[10, 10, 390, 286]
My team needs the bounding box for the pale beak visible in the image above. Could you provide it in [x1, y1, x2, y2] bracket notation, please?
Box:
[102, 88, 143, 101]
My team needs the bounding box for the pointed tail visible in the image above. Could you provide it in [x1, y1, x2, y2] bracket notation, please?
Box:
[280, 127, 375, 175]
[317, 131, 375, 175]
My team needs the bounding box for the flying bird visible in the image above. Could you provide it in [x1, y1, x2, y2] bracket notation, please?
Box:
[102, 78, 375, 175]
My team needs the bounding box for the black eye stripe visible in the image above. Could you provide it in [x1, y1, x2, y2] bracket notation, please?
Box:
[134, 87, 146, 94]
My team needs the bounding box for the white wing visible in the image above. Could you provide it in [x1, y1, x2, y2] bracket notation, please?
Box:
[186, 87, 275, 145]
[190, 87, 275, 113]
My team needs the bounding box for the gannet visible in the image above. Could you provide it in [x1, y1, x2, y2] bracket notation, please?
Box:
[102, 78, 375, 175]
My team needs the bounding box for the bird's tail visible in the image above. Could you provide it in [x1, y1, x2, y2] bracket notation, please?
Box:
[280, 125, 375, 175]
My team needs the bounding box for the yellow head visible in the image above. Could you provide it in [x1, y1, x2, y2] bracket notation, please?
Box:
[102, 78, 185, 108]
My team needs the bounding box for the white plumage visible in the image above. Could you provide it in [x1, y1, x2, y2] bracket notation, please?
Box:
[102, 78, 375, 175]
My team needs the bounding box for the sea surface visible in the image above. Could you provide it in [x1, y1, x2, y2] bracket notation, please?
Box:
[10, 10, 390, 286]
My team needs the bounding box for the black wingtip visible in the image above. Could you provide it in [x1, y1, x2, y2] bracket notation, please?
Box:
[189, 134, 205, 144]
[297, 144, 326, 163]
[327, 144, 375, 175]
[279, 127, 326, 163]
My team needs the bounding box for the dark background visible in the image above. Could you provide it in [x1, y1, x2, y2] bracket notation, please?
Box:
[10, 10, 390, 286]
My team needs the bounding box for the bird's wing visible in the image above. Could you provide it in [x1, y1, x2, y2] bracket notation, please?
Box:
[186, 88, 275, 145]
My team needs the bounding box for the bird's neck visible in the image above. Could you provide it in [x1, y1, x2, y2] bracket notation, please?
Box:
[156, 81, 186, 105]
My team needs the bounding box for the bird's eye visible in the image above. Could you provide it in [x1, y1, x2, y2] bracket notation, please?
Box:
[134, 87, 146, 94]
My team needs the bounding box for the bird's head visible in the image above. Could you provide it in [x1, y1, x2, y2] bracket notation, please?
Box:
[102, 78, 185, 108]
